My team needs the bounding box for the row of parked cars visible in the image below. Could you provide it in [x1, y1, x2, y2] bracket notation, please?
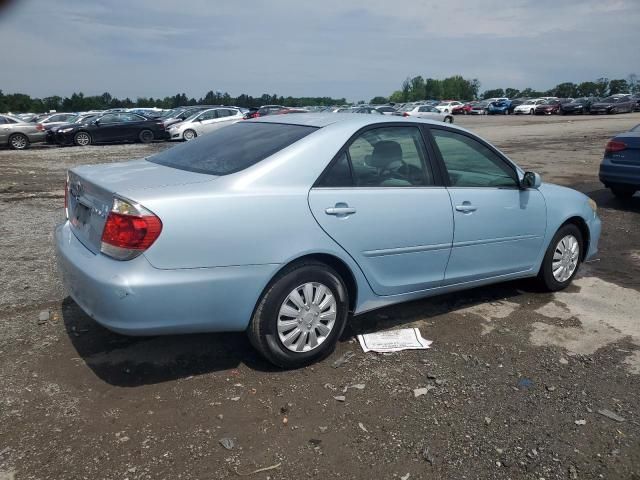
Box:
[3, 94, 640, 150]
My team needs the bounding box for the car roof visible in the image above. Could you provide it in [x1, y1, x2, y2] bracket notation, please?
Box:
[247, 112, 467, 131]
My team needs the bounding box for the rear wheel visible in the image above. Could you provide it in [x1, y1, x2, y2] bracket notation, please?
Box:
[611, 186, 636, 199]
[529, 108, 534, 115]
[537, 224, 583, 291]
[9, 133, 29, 150]
[444, 116, 454, 123]
[183, 129, 196, 141]
[73, 131, 91, 146]
[248, 261, 349, 368]
[139, 129, 154, 143]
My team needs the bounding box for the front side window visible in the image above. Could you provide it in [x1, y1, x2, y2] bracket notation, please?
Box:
[148, 122, 317, 176]
[320, 127, 433, 188]
[98, 114, 119, 123]
[431, 129, 518, 188]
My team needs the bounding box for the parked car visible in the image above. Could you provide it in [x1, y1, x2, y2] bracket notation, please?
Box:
[56, 114, 600, 367]
[341, 107, 383, 115]
[54, 112, 166, 146]
[254, 105, 286, 117]
[452, 103, 473, 115]
[632, 95, 640, 112]
[435, 101, 464, 113]
[559, 97, 599, 115]
[37, 112, 79, 129]
[534, 99, 564, 115]
[159, 107, 210, 128]
[0, 114, 46, 149]
[375, 106, 397, 115]
[599, 124, 640, 199]
[46, 114, 99, 144]
[513, 99, 547, 115]
[487, 100, 512, 115]
[590, 95, 636, 114]
[394, 105, 453, 122]
[507, 98, 528, 114]
[469, 101, 490, 115]
[167, 108, 244, 141]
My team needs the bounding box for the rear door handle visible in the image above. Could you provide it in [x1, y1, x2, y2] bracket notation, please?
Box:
[325, 203, 356, 216]
[455, 202, 477, 213]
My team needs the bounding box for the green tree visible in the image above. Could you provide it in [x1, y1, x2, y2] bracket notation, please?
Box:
[424, 78, 443, 99]
[595, 77, 609, 97]
[389, 90, 404, 103]
[370, 96, 388, 104]
[505, 88, 520, 99]
[552, 82, 578, 98]
[482, 88, 505, 99]
[577, 82, 598, 97]
[608, 79, 629, 95]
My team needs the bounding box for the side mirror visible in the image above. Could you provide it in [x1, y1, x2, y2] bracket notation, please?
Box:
[93, 119, 100, 126]
[521, 171, 541, 189]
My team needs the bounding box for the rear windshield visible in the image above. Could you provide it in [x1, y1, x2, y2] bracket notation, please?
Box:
[148, 122, 317, 175]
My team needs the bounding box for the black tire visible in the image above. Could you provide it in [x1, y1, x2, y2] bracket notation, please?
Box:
[611, 186, 636, 199]
[8, 133, 29, 150]
[537, 224, 583, 292]
[445, 116, 454, 123]
[247, 261, 349, 368]
[73, 131, 92, 146]
[183, 129, 197, 141]
[139, 129, 154, 143]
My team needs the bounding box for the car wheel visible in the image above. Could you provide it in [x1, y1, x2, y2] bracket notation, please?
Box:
[139, 129, 154, 143]
[445, 116, 454, 123]
[529, 109, 534, 115]
[8, 133, 29, 150]
[248, 261, 349, 368]
[183, 129, 197, 141]
[611, 186, 636, 199]
[74, 131, 91, 146]
[537, 224, 583, 292]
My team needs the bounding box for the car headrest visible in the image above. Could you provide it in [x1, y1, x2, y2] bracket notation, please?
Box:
[368, 140, 403, 169]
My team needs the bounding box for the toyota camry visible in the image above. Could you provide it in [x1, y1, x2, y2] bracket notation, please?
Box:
[56, 114, 601, 367]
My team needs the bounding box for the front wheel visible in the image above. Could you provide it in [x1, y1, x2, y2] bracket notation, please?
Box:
[248, 261, 349, 368]
[444, 116, 454, 123]
[537, 224, 583, 291]
[73, 131, 91, 146]
[611, 186, 636, 199]
[183, 129, 197, 141]
[9, 133, 29, 150]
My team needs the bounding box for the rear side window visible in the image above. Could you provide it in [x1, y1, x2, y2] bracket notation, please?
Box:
[148, 122, 317, 176]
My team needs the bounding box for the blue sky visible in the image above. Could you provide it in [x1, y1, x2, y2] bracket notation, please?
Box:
[0, 0, 639, 101]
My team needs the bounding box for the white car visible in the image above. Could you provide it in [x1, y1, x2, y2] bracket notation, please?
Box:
[168, 107, 243, 141]
[514, 99, 547, 115]
[394, 105, 453, 123]
[435, 101, 463, 113]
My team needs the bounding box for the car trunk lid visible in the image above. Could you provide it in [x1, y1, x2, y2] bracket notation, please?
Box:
[608, 132, 640, 165]
[67, 159, 216, 253]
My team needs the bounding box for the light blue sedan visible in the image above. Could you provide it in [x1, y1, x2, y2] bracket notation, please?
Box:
[55, 114, 601, 367]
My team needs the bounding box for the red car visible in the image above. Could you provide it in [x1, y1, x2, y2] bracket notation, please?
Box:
[452, 103, 473, 115]
[534, 99, 562, 115]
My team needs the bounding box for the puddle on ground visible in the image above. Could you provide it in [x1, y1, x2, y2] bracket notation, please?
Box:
[530, 276, 640, 373]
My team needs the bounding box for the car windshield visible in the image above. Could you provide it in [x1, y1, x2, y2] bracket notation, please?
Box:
[602, 97, 617, 103]
[148, 122, 318, 176]
[631, 124, 640, 132]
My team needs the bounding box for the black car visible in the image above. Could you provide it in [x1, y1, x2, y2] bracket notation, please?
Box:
[590, 95, 635, 114]
[507, 98, 528, 114]
[559, 97, 599, 115]
[54, 112, 166, 146]
[45, 113, 100, 144]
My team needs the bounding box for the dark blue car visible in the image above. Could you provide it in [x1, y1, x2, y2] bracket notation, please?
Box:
[599, 124, 640, 198]
[487, 100, 512, 115]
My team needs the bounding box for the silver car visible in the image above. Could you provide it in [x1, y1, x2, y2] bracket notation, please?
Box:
[394, 105, 454, 123]
[167, 107, 243, 141]
[0, 114, 46, 149]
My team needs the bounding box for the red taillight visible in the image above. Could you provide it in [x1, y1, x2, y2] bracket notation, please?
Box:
[403, 112, 410, 117]
[36, 123, 44, 131]
[100, 198, 162, 260]
[605, 140, 627, 153]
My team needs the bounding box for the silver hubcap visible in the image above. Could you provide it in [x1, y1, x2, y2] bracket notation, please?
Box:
[11, 136, 27, 149]
[76, 133, 89, 146]
[184, 130, 195, 140]
[277, 282, 337, 353]
[552, 235, 579, 282]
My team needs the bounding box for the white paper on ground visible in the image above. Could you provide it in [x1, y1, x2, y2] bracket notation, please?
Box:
[357, 328, 432, 353]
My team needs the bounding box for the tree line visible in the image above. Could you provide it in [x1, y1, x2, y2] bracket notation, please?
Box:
[375, 74, 640, 104]
[0, 90, 347, 114]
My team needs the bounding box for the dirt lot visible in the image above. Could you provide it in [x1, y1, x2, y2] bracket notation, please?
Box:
[1, 114, 639, 480]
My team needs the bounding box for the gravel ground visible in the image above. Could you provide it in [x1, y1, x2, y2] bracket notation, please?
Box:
[1, 114, 639, 480]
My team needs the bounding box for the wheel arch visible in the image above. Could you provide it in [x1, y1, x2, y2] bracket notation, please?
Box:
[560, 216, 590, 261]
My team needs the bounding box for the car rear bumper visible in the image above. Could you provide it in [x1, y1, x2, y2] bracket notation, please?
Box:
[599, 157, 640, 188]
[55, 221, 278, 335]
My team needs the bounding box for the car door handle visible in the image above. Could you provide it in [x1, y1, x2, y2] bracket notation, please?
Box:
[455, 203, 477, 213]
[325, 205, 356, 216]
